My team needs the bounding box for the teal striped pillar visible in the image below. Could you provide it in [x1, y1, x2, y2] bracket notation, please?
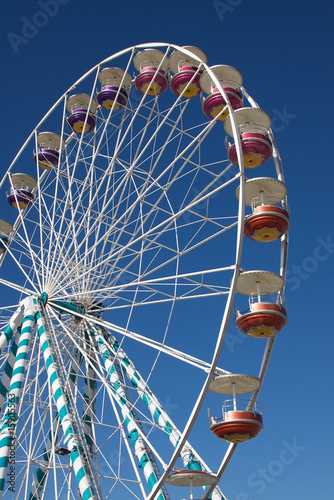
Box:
[0, 329, 20, 412]
[29, 346, 84, 499]
[98, 330, 193, 463]
[0, 299, 35, 498]
[100, 328, 226, 500]
[35, 305, 97, 500]
[93, 327, 165, 500]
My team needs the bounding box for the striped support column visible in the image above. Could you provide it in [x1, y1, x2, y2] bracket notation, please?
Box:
[0, 299, 35, 498]
[99, 330, 188, 459]
[29, 346, 84, 499]
[0, 304, 24, 354]
[101, 328, 226, 500]
[93, 327, 165, 500]
[0, 329, 20, 411]
[35, 306, 97, 500]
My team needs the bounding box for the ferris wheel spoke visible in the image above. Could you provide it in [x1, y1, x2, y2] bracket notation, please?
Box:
[46, 86, 144, 280]
[69, 265, 233, 309]
[48, 97, 216, 292]
[0, 277, 35, 302]
[53, 161, 232, 296]
[87, 181, 146, 299]
[8, 208, 43, 295]
[45, 144, 96, 286]
[46, 145, 91, 291]
[43, 97, 70, 288]
[86, 118, 133, 269]
[34, 133, 47, 290]
[30, 143, 60, 290]
[88, 213, 236, 302]
[34, 185, 73, 290]
[46, 301, 218, 376]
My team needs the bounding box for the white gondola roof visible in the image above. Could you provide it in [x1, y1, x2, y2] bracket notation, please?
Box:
[169, 46, 207, 74]
[98, 67, 132, 88]
[37, 132, 62, 150]
[10, 173, 37, 190]
[133, 49, 169, 72]
[166, 470, 217, 487]
[200, 64, 243, 94]
[236, 177, 287, 206]
[236, 270, 285, 295]
[224, 107, 271, 136]
[209, 373, 261, 395]
[0, 220, 13, 234]
[66, 94, 97, 114]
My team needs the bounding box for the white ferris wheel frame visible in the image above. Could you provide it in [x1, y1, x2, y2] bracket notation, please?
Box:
[0, 43, 289, 500]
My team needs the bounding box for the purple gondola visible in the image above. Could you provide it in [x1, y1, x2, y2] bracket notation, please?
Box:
[33, 132, 62, 169]
[7, 173, 37, 209]
[97, 67, 132, 110]
[67, 94, 97, 134]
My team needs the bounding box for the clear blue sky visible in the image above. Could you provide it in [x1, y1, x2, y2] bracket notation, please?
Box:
[0, 1, 333, 499]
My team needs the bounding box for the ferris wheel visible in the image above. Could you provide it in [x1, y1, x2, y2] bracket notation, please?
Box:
[0, 43, 289, 500]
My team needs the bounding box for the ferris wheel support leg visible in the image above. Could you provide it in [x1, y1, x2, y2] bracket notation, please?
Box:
[92, 326, 166, 500]
[0, 329, 21, 412]
[34, 303, 99, 500]
[0, 299, 35, 498]
[95, 325, 227, 500]
[28, 345, 86, 500]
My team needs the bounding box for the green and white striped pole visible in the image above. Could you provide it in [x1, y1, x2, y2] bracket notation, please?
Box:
[100, 328, 226, 500]
[0, 329, 20, 411]
[29, 346, 84, 499]
[35, 302, 98, 500]
[93, 326, 166, 500]
[0, 297, 35, 498]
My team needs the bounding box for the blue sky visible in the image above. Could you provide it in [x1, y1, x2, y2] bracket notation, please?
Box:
[0, 0, 333, 499]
